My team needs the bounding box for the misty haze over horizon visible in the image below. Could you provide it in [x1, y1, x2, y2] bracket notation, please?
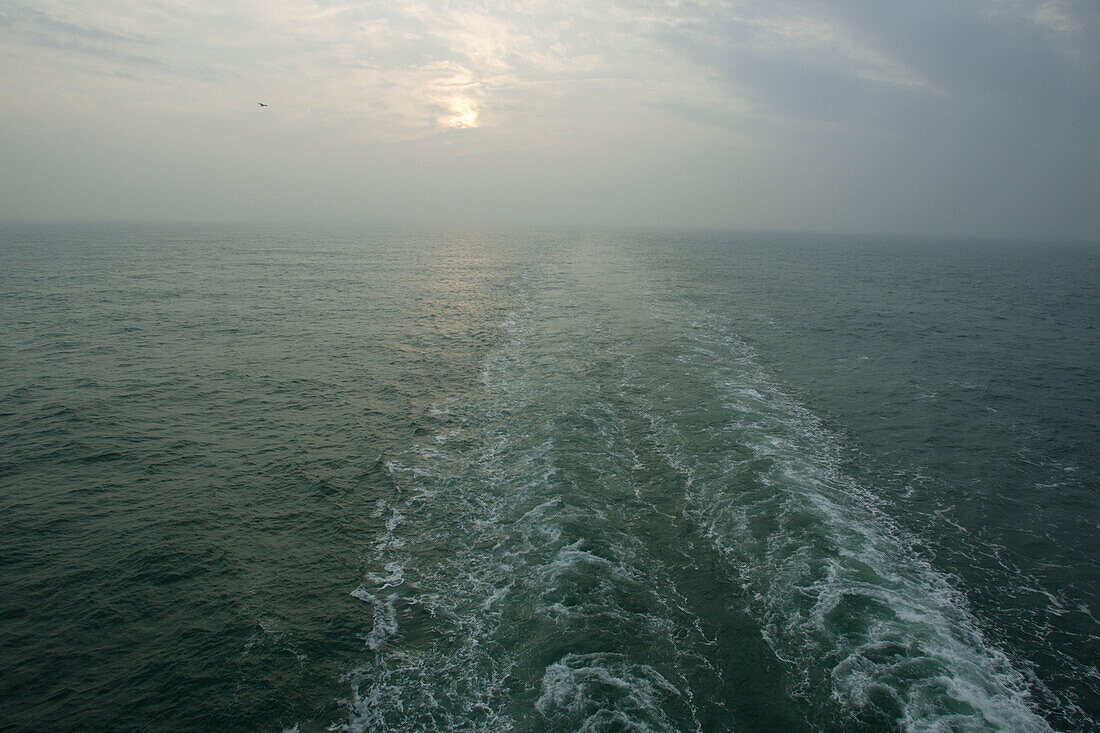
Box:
[2, 0, 1099, 241]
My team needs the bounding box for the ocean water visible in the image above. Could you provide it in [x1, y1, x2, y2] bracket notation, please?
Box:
[0, 224, 1096, 732]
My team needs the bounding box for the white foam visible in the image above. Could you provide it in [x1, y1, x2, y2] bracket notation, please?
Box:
[535, 653, 696, 733]
[648, 303, 1052, 731]
[337, 282, 723, 731]
[350, 587, 398, 651]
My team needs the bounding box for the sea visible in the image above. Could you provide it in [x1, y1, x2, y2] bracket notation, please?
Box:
[0, 223, 1097, 732]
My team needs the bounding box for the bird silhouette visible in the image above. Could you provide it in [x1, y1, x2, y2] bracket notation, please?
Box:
[258, 102, 268, 107]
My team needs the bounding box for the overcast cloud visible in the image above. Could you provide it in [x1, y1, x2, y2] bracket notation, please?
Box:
[1, 0, 1097, 238]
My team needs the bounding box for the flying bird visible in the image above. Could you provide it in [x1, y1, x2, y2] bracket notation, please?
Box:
[258, 102, 268, 107]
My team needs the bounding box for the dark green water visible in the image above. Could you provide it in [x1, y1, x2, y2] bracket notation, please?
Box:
[1, 224, 1096, 731]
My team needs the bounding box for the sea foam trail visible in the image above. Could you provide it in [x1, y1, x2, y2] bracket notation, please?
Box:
[337, 259, 1049, 731]
[337, 280, 730, 731]
[639, 302, 1050, 731]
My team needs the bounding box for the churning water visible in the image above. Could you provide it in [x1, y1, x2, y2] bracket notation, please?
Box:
[1, 224, 1096, 731]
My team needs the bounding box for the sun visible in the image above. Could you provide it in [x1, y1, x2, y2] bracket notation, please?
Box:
[440, 98, 479, 129]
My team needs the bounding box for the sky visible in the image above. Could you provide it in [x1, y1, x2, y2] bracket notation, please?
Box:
[1, 0, 1098, 239]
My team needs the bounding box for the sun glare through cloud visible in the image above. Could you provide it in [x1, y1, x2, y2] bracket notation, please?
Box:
[441, 98, 480, 129]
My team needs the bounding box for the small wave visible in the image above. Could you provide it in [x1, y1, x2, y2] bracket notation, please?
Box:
[535, 653, 696, 733]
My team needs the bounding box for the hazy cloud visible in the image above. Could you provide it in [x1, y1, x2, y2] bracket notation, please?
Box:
[1, 0, 1097, 238]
